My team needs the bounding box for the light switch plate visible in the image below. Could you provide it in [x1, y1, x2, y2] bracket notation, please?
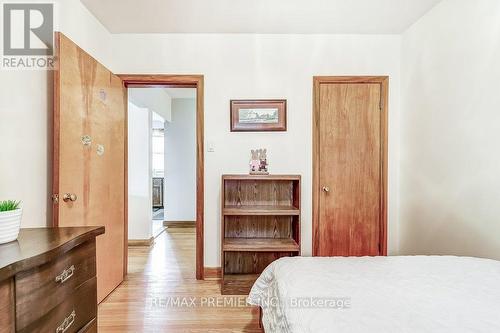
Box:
[207, 140, 215, 152]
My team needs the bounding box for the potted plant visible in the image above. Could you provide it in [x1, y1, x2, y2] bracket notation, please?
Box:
[0, 200, 22, 244]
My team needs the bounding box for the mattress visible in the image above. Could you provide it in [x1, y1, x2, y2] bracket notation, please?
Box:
[248, 256, 500, 333]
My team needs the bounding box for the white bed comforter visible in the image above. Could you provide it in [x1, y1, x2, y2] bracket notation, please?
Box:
[248, 256, 500, 333]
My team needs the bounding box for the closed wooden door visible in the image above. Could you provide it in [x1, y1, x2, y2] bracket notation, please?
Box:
[313, 77, 387, 257]
[53, 32, 126, 302]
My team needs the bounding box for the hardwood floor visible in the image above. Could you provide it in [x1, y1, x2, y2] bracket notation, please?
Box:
[98, 227, 262, 332]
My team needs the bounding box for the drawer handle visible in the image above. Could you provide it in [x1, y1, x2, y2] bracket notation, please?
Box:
[56, 310, 76, 333]
[55, 265, 75, 284]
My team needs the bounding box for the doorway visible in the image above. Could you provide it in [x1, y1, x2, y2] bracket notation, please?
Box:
[121, 75, 205, 279]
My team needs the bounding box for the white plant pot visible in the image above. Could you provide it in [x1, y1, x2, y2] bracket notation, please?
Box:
[0, 208, 22, 244]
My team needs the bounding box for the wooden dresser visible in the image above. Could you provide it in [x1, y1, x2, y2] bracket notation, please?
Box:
[221, 175, 301, 294]
[0, 227, 104, 333]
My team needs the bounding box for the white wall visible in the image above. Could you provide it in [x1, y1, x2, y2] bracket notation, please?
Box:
[112, 34, 402, 266]
[2, 0, 499, 268]
[0, 0, 112, 227]
[400, 0, 500, 260]
[151, 112, 165, 178]
[55, 0, 113, 68]
[0, 7, 402, 267]
[127, 102, 153, 240]
[164, 98, 197, 222]
[129, 88, 172, 122]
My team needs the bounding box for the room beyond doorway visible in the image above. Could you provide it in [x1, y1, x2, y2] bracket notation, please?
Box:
[121, 75, 205, 280]
[128, 86, 197, 243]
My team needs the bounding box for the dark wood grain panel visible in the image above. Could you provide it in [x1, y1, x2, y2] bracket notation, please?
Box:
[225, 216, 292, 238]
[224, 252, 292, 274]
[19, 277, 97, 333]
[221, 274, 259, 295]
[224, 179, 294, 207]
[0, 227, 104, 281]
[0, 278, 14, 333]
[15, 240, 96, 330]
[292, 180, 301, 247]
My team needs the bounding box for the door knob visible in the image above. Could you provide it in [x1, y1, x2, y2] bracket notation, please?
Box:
[322, 186, 330, 193]
[63, 193, 78, 202]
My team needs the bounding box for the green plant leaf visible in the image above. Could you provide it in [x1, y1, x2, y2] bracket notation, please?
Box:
[0, 200, 21, 212]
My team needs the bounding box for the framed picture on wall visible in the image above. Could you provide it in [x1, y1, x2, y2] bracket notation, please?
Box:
[230, 99, 287, 132]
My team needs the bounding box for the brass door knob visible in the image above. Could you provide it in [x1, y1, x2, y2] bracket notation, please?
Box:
[63, 193, 78, 202]
[322, 186, 330, 193]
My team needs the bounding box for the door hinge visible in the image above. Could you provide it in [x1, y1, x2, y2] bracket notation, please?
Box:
[52, 194, 59, 204]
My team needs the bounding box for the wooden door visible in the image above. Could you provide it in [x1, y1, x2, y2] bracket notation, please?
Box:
[313, 77, 388, 257]
[53, 32, 126, 302]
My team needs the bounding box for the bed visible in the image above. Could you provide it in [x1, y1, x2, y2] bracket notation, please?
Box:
[248, 256, 500, 332]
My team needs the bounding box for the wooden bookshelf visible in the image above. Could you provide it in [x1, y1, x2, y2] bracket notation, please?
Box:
[221, 174, 301, 295]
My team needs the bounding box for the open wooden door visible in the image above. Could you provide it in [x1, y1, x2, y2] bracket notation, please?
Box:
[53, 32, 126, 302]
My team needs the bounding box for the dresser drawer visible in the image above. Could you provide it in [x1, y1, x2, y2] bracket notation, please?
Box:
[15, 240, 96, 330]
[79, 318, 97, 333]
[18, 277, 97, 333]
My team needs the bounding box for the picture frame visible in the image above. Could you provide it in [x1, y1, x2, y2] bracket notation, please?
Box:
[230, 99, 287, 132]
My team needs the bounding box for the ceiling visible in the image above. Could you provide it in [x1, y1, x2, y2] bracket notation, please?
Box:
[81, 0, 441, 34]
[164, 88, 196, 99]
[129, 88, 195, 121]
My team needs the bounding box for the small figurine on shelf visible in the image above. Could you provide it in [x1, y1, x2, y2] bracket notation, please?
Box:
[249, 148, 269, 175]
[250, 150, 260, 172]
